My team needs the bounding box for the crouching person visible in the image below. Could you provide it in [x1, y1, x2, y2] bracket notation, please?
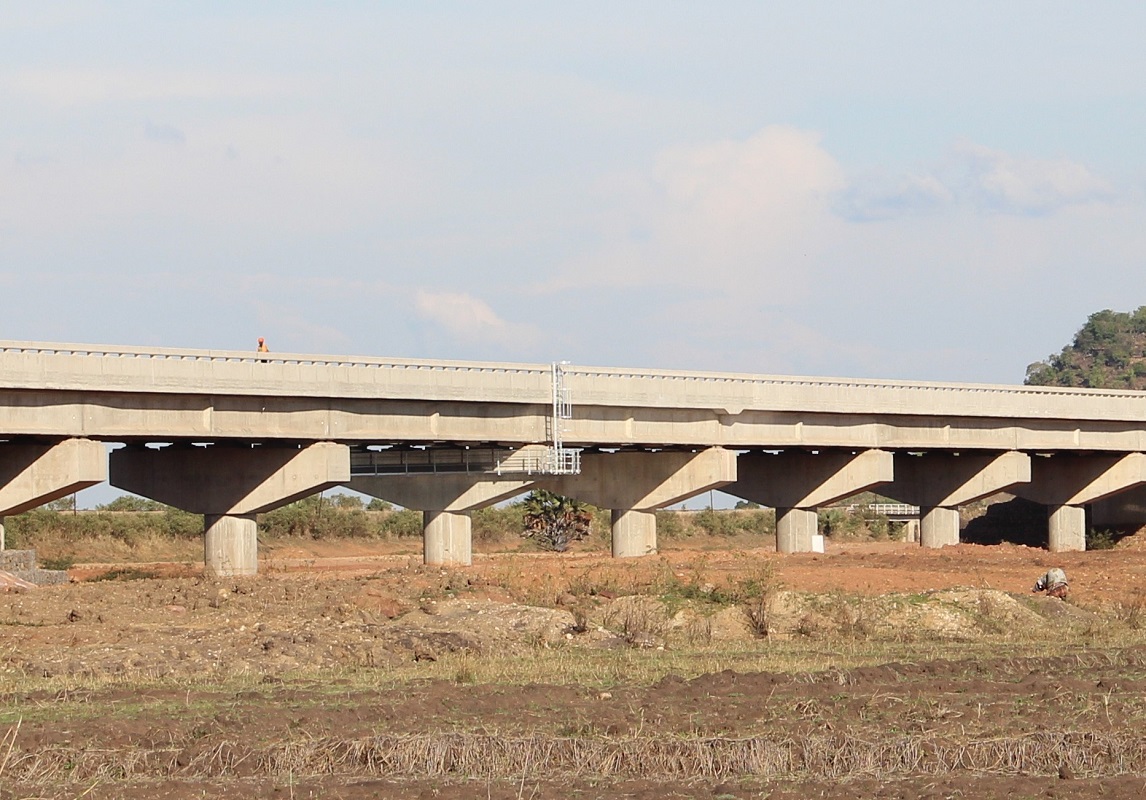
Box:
[1033, 567, 1069, 599]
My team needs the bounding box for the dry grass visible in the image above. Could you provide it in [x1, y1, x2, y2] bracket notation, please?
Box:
[4, 730, 1146, 784]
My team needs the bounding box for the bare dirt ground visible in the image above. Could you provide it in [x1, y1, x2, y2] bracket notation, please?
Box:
[5, 536, 1146, 799]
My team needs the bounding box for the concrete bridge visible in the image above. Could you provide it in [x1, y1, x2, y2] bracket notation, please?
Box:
[3, 339, 1146, 576]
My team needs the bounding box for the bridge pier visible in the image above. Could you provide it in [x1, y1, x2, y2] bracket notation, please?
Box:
[110, 442, 350, 577]
[0, 439, 106, 549]
[1048, 505, 1087, 552]
[902, 518, 920, 543]
[881, 451, 1031, 549]
[920, 506, 961, 548]
[1013, 453, 1146, 552]
[726, 450, 893, 553]
[610, 510, 655, 557]
[774, 508, 816, 552]
[541, 448, 735, 558]
[347, 474, 534, 566]
[204, 514, 259, 575]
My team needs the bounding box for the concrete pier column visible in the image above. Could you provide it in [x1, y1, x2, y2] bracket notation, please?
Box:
[1013, 453, 1146, 552]
[725, 450, 893, 553]
[348, 474, 534, 566]
[541, 448, 736, 559]
[111, 442, 350, 577]
[776, 507, 818, 553]
[920, 506, 960, 548]
[881, 451, 1030, 549]
[0, 517, 5, 551]
[902, 519, 920, 543]
[0, 439, 106, 518]
[610, 509, 656, 557]
[204, 514, 259, 577]
[423, 510, 474, 566]
[1047, 504, 1087, 552]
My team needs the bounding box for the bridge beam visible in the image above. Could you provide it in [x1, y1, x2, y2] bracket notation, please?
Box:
[539, 448, 736, 558]
[725, 449, 894, 553]
[346, 475, 534, 566]
[0, 439, 106, 550]
[1012, 453, 1146, 552]
[110, 442, 350, 577]
[880, 451, 1031, 548]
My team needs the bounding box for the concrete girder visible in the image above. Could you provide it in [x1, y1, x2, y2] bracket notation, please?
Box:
[110, 442, 350, 515]
[0, 438, 106, 550]
[727, 449, 895, 509]
[0, 439, 107, 516]
[539, 448, 736, 558]
[347, 474, 534, 567]
[346, 475, 533, 513]
[881, 451, 1031, 548]
[1011, 453, 1146, 552]
[1017, 453, 1146, 507]
[724, 450, 894, 553]
[110, 442, 350, 576]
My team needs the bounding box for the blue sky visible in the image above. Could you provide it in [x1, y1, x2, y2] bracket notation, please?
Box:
[3, 2, 1146, 386]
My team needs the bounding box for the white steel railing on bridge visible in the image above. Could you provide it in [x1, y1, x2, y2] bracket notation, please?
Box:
[844, 503, 921, 517]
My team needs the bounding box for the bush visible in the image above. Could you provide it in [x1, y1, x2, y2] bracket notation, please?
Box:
[520, 490, 592, 552]
[1087, 529, 1120, 550]
[472, 506, 525, 544]
[691, 508, 774, 537]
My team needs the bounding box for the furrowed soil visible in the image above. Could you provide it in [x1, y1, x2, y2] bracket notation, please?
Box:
[5, 537, 1146, 799]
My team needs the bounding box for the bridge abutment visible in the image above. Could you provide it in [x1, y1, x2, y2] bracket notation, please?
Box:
[541, 448, 735, 559]
[725, 450, 893, 553]
[110, 442, 350, 577]
[347, 475, 533, 566]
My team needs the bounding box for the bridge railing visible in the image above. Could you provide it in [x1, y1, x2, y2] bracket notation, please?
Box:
[0, 341, 550, 375]
[843, 503, 921, 516]
[8, 339, 1146, 399]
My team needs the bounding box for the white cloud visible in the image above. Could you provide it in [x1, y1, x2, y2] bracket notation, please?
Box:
[415, 291, 539, 349]
[955, 140, 1116, 215]
[564, 125, 846, 298]
[835, 170, 954, 221]
[837, 141, 1118, 222]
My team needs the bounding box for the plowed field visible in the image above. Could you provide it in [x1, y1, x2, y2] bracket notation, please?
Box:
[4, 538, 1146, 799]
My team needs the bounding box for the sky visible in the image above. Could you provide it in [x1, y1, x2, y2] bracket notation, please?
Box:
[3, 1, 1146, 388]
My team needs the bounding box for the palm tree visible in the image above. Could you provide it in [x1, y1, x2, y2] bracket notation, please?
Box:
[520, 490, 592, 552]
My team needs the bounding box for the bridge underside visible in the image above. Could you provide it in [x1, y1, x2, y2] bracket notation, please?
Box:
[1, 439, 1136, 575]
[6, 340, 1146, 573]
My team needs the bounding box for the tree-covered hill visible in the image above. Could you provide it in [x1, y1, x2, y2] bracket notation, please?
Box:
[1025, 307, 1146, 389]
